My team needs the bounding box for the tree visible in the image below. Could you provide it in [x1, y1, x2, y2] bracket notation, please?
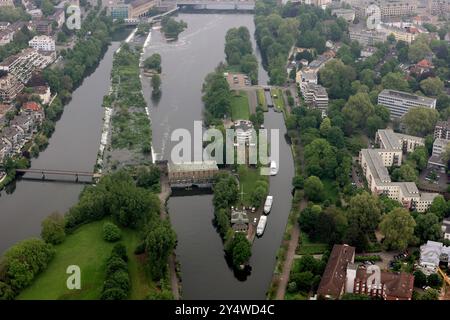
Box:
[419, 288, 440, 300]
[408, 41, 432, 63]
[408, 146, 428, 171]
[304, 176, 324, 202]
[427, 273, 443, 288]
[420, 77, 444, 97]
[392, 164, 418, 183]
[145, 219, 177, 280]
[213, 172, 239, 209]
[414, 212, 442, 243]
[227, 233, 251, 268]
[143, 53, 161, 73]
[428, 195, 448, 219]
[290, 271, 314, 292]
[161, 16, 187, 39]
[345, 192, 382, 250]
[304, 139, 337, 179]
[319, 117, 331, 137]
[402, 107, 439, 137]
[135, 165, 160, 191]
[151, 74, 161, 96]
[413, 270, 427, 288]
[381, 72, 410, 92]
[379, 208, 416, 251]
[103, 222, 122, 242]
[41, 212, 66, 245]
[319, 59, 356, 99]
[342, 92, 374, 133]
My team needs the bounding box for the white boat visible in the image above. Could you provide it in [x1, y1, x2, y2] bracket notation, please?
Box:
[256, 216, 267, 236]
[264, 195, 273, 214]
[270, 160, 277, 175]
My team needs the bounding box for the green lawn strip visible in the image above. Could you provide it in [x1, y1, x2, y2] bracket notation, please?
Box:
[237, 165, 268, 207]
[322, 179, 339, 204]
[230, 91, 250, 121]
[18, 220, 153, 300]
[270, 88, 285, 112]
[297, 233, 328, 255]
[256, 89, 267, 111]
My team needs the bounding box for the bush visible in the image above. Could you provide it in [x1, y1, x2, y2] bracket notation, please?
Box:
[105, 257, 128, 277]
[427, 273, 443, 288]
[41, 212, 66, 245]
[413, 270, 427, 288]
[103, 222, 122, 242]
[134, 242, 146, 255]
[100, 288, 127, 300]
[111, 243, 128, 261]
[0, 281, 15, 300]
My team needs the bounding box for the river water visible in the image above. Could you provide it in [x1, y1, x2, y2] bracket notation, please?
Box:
[0, 13, 294, 300]
[0, 42, 121, 254]
[142, 14, 294, 299]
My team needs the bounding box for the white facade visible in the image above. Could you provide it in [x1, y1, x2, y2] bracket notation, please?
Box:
[29, 35, 56, 52]
[378, 89, 437, 119]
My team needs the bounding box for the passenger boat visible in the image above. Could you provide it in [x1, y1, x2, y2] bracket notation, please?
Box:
[256, 216, 267, 237]
[264, 195, 273, 214]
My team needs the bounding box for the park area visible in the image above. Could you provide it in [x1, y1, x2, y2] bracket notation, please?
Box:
[17, 219, 154, 300]
[231, 91, 250, 120]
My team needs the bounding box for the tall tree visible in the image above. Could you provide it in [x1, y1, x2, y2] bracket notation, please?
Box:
[379, 208, 416, 250]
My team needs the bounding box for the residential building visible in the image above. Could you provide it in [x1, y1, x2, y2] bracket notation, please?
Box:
[0, 0, 14, 6]
[29, 35, 56, 52]
[410, 59, 434, 75]
[442, 219, 450, 241]
[0, 48, 55, 84]
[27, 8, 43, 18]
[1, 125, 25, 151]
[35, 20, 52, 35]
[0, 138, 12, 162]
[30, 85, 51, 105]
[420, 240, 450, 274]
[349, 28, 387, 47]
[377, 89, 437, 119]
[0, 29, 14, 46]
[0, 73, 24, 103]
[0, 103, 13, 128]
[50, 8, 65, 29]
[303, 83, 329, 111]
[434, 119, 450, 140]
[167, 160, 219, 187]
[383, 26, 417, 43]
[129, 0, 156, 18]
[296, 68, 318, 92]
[360, 129, 437, 212]
[427, 138, 449, 171]
[317, 244, 356, 299]
[345, 0, 417, 20]
[429, 0, 450, 16]
[349, 265, 414, 300]
[361, 46, 377, 58]
[0, 22, 10, 30]
[10, 113, 35, 137]
[22, 101, 45, 125]
[331, 8, 356, 22]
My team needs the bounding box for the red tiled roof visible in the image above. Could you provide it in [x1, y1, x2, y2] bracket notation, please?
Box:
[23, 101, 42, 112]
[417, 59, 432, 68]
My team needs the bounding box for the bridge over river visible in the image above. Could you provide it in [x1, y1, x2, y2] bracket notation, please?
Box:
[161, 0, 255, 11]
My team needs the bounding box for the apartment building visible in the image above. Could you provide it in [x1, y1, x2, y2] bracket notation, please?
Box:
[0, 73, 24, 103]
[378, 0, 417, 20]
[0, 0, 14, 6]
[378, 89, 437, 119]
[0, 29, 14, 46]
[383, 27, 417, 43]
[303, 83, 329, 111]
[129, 0, 156, 18]
[434, 119, 450, 140]
[35, 20, 52, 35]
[167, 161, 219, 187]
[427, 138, 449, 171]
[429, 0, 450, 16]
[349, 28, 387, 47]
[331, 8, 356, 22]
[359, 129, 437, 212]
[296, 68, 318, 92]
[29, 35, 56, 52]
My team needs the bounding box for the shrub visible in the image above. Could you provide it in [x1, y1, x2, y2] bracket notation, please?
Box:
[111, 243, 127, 261]
[105, 257, 128, 277]
[41, 212, 66, 244]
[103, 222, 121, 242]
[100, 288, 127, 300]
[134, 242, 146, 255]
[101, 246, 130, 300]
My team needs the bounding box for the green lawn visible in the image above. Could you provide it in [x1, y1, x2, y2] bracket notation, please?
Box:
[237, 165, 268, 206]
[18, 219, 154, 300]
[322, 179, 339, 204]
[230, 91, 250, 120]
[271, 88, 285, 112]
[297, 233, 328, 255]
[256, 89, 267, 111]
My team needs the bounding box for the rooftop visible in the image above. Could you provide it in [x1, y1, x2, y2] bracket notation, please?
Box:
[167, 160, 219, 173]
[377, 129, 402, 150]
[317, 244, 355, 298]
[379, 89, 436, 105]
[361, 149, 392, 183]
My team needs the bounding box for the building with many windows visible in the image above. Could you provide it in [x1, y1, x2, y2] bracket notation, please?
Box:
[378, 89, 437, 119]
[29, 35, 56, 52]
[0, 73, 24, 103]
[359, 129, 437, 212]
[434, 119, 450, 140]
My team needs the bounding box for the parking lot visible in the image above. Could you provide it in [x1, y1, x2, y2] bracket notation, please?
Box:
[226, 72, 251, 88]
[419, 167, 448, 191]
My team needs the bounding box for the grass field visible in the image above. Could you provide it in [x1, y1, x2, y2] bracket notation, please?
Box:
[230, 91, 250, 120]
[18, 220, 154, 300]
[256, 89, 267, 111]
[322, 179, 340, 204]
[297, 233, 328, 255]
[271, 88, 285, 112]
[237, 165, 268, 206]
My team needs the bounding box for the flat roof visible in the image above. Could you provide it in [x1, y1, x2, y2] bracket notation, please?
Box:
[379, 89, 436, 105]
[377, 129, 401, 150]
[361, 149, 392, 183]
[168, 160, 218, 173]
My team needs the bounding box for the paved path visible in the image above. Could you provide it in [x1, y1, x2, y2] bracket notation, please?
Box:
[275, 198, 307, 300]
[158, 175, 180, 300]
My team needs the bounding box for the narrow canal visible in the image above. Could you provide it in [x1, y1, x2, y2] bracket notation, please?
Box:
[142, 14, 294, 299]
[0, 42, 121, 254]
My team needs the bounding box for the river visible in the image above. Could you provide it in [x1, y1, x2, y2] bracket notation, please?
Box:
[142, 14, 294, 299]
[0, 42, 121, 254]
